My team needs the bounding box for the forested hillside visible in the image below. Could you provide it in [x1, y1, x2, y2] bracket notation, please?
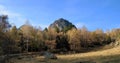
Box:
[0, 15, 120, 55]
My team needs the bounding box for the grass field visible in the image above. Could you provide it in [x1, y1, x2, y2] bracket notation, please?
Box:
[8, 46, 120, 63]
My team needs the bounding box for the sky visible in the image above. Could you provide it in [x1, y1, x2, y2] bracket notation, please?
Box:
[0, 0, 120, 31]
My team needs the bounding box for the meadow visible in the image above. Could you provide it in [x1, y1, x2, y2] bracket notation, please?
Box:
[8, 46, 120, 63]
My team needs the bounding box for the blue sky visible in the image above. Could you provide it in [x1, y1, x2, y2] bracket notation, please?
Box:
[0, 0, 120, 31]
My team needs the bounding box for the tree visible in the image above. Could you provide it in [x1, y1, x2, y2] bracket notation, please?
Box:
[89, 29, 109, 47]
[44, 27, 48, 32]
[29, 27, 45, 52]
[0, 29, 6, 55]
[110, 29, 120, 40]
[56, 33, 70, 52]
[54, 26, 60, 33]
[62, 25, 76, 33]
[80, 26, 90, 48]
[0, 15, 13, 54]
[67, 28, 81, 52]
[0, 15, 11, 31]
[8, 26, 21, 53]
[46, 28, 57, 40]
[43, 28, 57, 51]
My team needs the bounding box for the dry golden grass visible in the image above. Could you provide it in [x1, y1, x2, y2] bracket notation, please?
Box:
[58, 46, 120, 59]
[8, 46, 120, 63]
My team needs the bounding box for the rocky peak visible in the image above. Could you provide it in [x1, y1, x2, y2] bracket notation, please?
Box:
[49, 18, 76, 32]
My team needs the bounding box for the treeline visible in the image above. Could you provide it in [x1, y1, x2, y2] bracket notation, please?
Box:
[0, 15, 120, 55]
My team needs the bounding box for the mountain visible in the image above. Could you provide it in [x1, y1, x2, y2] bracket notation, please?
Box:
[49, 18, 76, 32]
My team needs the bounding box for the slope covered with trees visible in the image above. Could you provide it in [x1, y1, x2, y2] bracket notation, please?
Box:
[0, 15, 120, 55]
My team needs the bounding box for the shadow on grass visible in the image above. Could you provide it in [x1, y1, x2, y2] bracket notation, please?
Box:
[2, 54, 120, 63]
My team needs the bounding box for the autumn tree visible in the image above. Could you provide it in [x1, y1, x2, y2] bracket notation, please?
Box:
[109, 29, 120, 41]
[0, 15, 12, 54]
[29, 27, 45, 52]
[0, 29, 6, 54]
[56, 32, 70, 52]
[8, 26, 21, 53]
[43, 28, 57, 51]
[79, 26, 90, 48]
[67, 28, 81, 52]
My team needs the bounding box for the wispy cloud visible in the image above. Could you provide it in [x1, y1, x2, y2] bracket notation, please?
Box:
[0, 5, 21, 17]
[0, 5, 26, 27]
[75, 22, 85, 28]
[31, 23, 49, 30]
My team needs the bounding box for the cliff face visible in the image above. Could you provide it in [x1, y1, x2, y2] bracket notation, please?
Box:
[49, 18, 76, 32]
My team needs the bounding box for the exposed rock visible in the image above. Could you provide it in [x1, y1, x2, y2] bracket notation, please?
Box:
[44, 51, 57, 59]
[49, 18, 76, 32]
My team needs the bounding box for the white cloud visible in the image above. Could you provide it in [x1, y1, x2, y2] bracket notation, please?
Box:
[32, 23, 48, 30]
[0, 5, 26, 27]
[0, 5, 20, 17]
[75, 22, 85, 28]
